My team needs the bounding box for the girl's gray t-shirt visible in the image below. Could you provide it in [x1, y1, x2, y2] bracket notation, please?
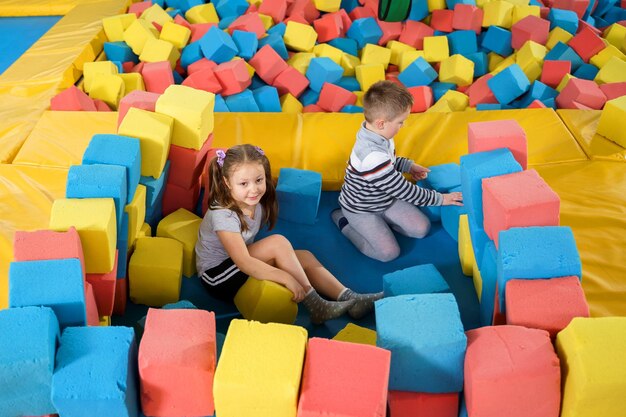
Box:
[195, 205, 263, 274]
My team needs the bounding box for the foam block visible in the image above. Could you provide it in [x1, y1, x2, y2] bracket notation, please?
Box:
[423, 35, 450, 62]
[166, 136, 212, 190]
[399, 21, 434, 49]
[467, 74, 498, 106]
[82, 61, 119, 93]
[597, 95, 626, 147]
[388, 391, 459, 417]
[182, 67, 222, 94]
[407, 85, 434, 112]
[568, 25, 606, 62]
[139, 308, 216, 416]
[116, 91, 160, 128]
[9, 259, 86, 328]
[233, 277, 298, 324]
[511, 15, 550, 50]
[464, 326, 561, 417]
[124, 18, 159, 55]
[452, 4, 483, 34]
[556, 77, 607, 109]
[383, 263, 450, 296]
[355, 63, 386, 91]
[249, 44, 288, 84]
[161, 181, 200, 216]
[186, 4, 219, 24]
[276, 168, 322, 225]
[283, 20, 318, 52]
[86, 252, 118, 317]
[0, 306, 59, 417]
[540, 59, 571, 88]
[305, 56, 344, 92]
[229, 13, 266, 39]
[297, 338, 391, 416]
[213, 319, 307, 417]
[375, 294, 466, 393]
[424, 163, 461, 192]
[84, 281, 99, 326]
[141, 61, 175, 94]
[439, 54, 475, 86]
[316, 82, 357, 111]
[159, 21, 191, 49]
[482, 169, 560, 247]
[487, 63, 531, 104]
[440, 186, 466, 242]
[273, 66, 310, 97]
[482, 0, 514, 28]
[457, 214, 475, 277]
[398, 56, 438, 87]
[51, 326, 138, 417]
[333, 323, 377, 346]
[213, 59, 252, 96]
[50, 85, 97, 111]
[252, 85, 282, 111]
[198, 26, 237, 64]
[103, 13, 137, 42]
[139, 38, 181, 69]
[125, 184, 147, 247]
[467, 119, 527, 170]
[548, 8, 579, 34]
[346, 17, 383, 49]
[156, 208, 201, 277]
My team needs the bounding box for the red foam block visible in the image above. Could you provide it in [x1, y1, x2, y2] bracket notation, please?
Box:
[314, 13, 343, 43]
[349, 6, 376, 20]
[288, 0, 321, 23]
[303, 104, 324, 112]
[540, 60, 571, 88]
[511, 15, 550, 49]
[273, 65, 310, 97]
[467, 74, 498, 107]
[259, 0, 288, 23]
[431, 9, 454, 33]
[117, 90, 160, 127]
[468, 119, 528, 169]
[317, 82, 357, 112]
[50, 86, 97, 111]
[187, 58, 217, 75]
[190, 23, 217, 43]
[556, 78, 607, 109]
[568, 25, 606, 62]
[182, 67, 223, 94]
[141, 61, 175, 94]
[128, 1, 151, 17]
[599, 82, 626, 100]
[552, 0, 590, 18]
[452, 4, 483, 34]
[86, 251, 118, 317]
[168, 134, 214, 189]
[377, 19, 402, 45]
[228, 12, 266, 39]
[113, 276, 127, 316]
[528, 99, 547, 108]
[388, 391, 459, 417]
[399, 20, 434, 49]
[85, 281, 100, 326]
[213, 59, 252, 96]
[408, 86, 434, 112]
[174, 14, 191, 29]
[162, 181, 201, 217]
[94, 99, 112, 112]
[249, 44, 289, 84]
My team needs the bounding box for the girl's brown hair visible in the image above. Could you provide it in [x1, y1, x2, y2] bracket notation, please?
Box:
[207, 144, 278, 231]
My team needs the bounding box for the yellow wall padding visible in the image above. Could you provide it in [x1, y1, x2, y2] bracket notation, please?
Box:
[0, 0, 79, 16]
[0, 165, 69, 309]
[557, 109, 626, 162]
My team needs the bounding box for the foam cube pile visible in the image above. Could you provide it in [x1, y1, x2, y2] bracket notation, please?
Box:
[49, 0, 626, 114]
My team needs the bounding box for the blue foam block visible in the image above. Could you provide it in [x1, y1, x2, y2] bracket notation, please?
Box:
[140, 160, 170, 210]
[214, 94, 230, 112]
[112, 60, 124, 73]
[199, 26, 238, 64]
[117, 212, 130, 279]
[398, 56, 438, 87]
[481, 26, 512, 57]
[167, 0, 203, 13]
[225, 89, 260, 112]
[249, 74, 267, 90]
[460, 148, 522, 227]
[375, 294, 467, 392]
[253, 85, 281, 112]
[166, 9, 183, 18]
[593, 0, 618, 18]
[383, 263, 450, 296]
[468, 214, 490, 271]
[466, 52, 488, 77]
[408, 0, 430, 21]
[340, 104, 364, 113]
[447, 30, 478, 55]
[573, 63, 599, 80]
[173, 70, 184, 85]
[346, 17, 383, 49]
[218, 16, 237, 30]
[340, 0, 360, 12]
[516, 80, 559, 108]
[232, 30, 258, 60]
[66, 164, 127, 234]
[424, 163, 461, 192]
[476, 103, 506, 110]
[497, 226, 582, 312]
[544, 41, 584, 72]
[548, 8, 579, 35]
[180, 40, 203, 69]
[306, 57, 344, 92]
[267, 22, 286, 37]
[51, 326, 139, 417]
[605, 6, 626, 23]
[441, 185, 466, 241]
[9, 259, 86, 328]
[258, 32, 289, 60]
[214, 0, 248, 19]
[478, 241, 497, 326]
[300, 88, 320, 106]
[328, 37, 359, 56]
[487, 64, 530, 104]
[83, 134, 141, 201]
[431, 82, 456, 101]
[276, 168, 322, 225]
[104, 41, 138, 64]
[337, 76, 361, 91]
[0, 306, 59, 417]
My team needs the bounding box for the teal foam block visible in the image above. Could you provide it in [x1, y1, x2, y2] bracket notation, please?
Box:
[383, 263, 451, 296]
[441, 185, 466, 241]
[328, 37, 359, 56]
[253, 85, 281, 112]
[52, 326, 138, 417]
[103, 41, 139, 64]
[0, 306, 59, 417]
[225, 89, 260, 112]
[213, 0, 248, 19]
[468, 214, 490, 271]
[548, 8, 579, 35]
[117, 212, 130, 279]
[424, 163, 461, 192]
[376, 293, 467, 393]
[305, 57, 344, 92]
[231, 29, 258, 60]
[258, 32, 289, 59]
[276, 168, 322, 225]
[487, 64, 530, 104]
[481, 26, 512, 56]
[141, 160, 170, 213]
[466, 52, 488, 77]
[478, 241, 498, 326]
[544, 41, 584, 72]
[9, 259, 86, 328]
[398, 56, 438, 88]
[497, 226, 582, 313]
[199, 26, 237, 64]
[180, 41, 203, 69]
[447, 30, 478, 55]
[346, 17, 383, 49]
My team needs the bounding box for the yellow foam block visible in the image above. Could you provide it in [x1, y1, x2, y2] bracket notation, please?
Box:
[126, 184, 147, 247]
[129, 237, 183, 307]
[557, 74, 577, 92]
[248, 0, 263, 6]
[258, 14, 274, 30]
[124, 18, 159, 55]
[439, 54, 475, 86]
[155, 85, 215, 150]
[399, 50, 426, 72]
[491, 53, 516, 75]
[233, 278, 298, 324]
[156, 208, 202, 278]
[333, 323, 377, 346]
[284, 21, 318, 52]
[340, 53, 360, 77]
[160, 21, 192, 49]
[597, 96, 626, 148]
[242, 58, 256, 78]
[119, 72, 145, 94]
[287, 52, 315, 74]
[476, 0, 492, 7]
[482, 0, 514, 28]
[313, 43, 343, 65]
[590, 44, 626, 69]
[185, 3, 219, 24]
[511, 4, 540, 24]
[472, 253, 482, 302]
[556, 317, 626, 417]
[427, 98, 454, 113]
[517, 40, 547, 64]
[356, 63, 385, 92]
[138, 222, 152, 239]
[427, 0, 447, 10]
[546, 27, 573, 50]
[89, 74, 125, 110]
[281, 93, 304, 113]
[214, 319, 307, 417]
[313, 0, 341, 12]
[83, 61, 118, 93]
[387, 40, 416, 67]
[423, 36, 450, 63]
[458, 214, 474, 277]
[488, 52, 505, 72]
[99, 315, 110, 326]
[603, 23, 626, 53]
[518, 57, 542, 82]
[102, 13, 137, 43]
[505, 0, 530, 6]
[442, 90, 469, 111]
[118, 108, 173, 178]
[49, 198, 116, 274]
[141, 4, 174, 26]
[360, 43, 392, 70]
[139, 38, 181, 69]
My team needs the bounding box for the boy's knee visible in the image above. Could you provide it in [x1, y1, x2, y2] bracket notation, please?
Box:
[375, 245, 400, 263]
[407, 219, 431, 239]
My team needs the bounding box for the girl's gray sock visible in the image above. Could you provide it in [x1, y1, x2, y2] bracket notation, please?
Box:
[301, 289, 355, 325]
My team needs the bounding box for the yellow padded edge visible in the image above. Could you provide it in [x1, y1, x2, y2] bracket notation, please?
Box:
[0, 0, 79, 16]
[557, 110, 626, 162]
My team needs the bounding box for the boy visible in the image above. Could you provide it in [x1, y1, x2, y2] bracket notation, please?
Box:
[332, 81, 463, 262]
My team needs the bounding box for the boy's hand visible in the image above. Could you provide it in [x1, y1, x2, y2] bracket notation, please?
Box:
[410, 163, 430, 181]
[442, 192, 463, 206]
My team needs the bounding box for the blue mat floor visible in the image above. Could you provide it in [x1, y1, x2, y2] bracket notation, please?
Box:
[0, 16, 61, 75]
[115, 191, 481, 338]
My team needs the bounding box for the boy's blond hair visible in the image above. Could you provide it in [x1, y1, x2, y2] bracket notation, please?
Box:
[363, 81, 413, 123]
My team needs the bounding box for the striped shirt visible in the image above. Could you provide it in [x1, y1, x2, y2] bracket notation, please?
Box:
[338, 123, 443, 214]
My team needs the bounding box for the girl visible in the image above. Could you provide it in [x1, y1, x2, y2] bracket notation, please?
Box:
[195, 144, 383, 324]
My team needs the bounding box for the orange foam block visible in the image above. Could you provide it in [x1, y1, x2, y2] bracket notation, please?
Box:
[117, 90, 160, 127]
[464, 326, 561, 417]
[467, 119, 528, 169]
[388, 391, 459, 417]
[297, 338, 390, 417]
[511, 15, 550, 50]
[168, 134, 213, 189]
[162, 181, 200, 217]
[567, 25, 606, 62]
[482, 169, 560, 247]
[249, 44, 288, 84]
[408, 86, 434, 112]
[540, 60, 571, 88]
[85, 281, 100, 326]
[317, 82, 357, 112]
[599, 82, 626, 101]
[139, 308, 217, 416]
[213, 59, 251, 96]
[505, 276, 589, 338]
[556, 78, 607, 110]
[86, 251, 118, 317]
[467, 74, 498, 107]
[141, 61, 174, 94]
[273, 66, 310, 97]
[50, 86, 97, 111]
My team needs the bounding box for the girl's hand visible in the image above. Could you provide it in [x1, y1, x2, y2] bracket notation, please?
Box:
[442, 192, 463, 206]
[410, 164, 430, 181]
[284, 277, 306, 302]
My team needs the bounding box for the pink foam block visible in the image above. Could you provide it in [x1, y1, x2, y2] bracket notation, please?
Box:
[288, 0, 321, 23]
[249, 44, 289, 84]
[331, 9, 352, 34]
[86, 251, 118, 317]
[297, 338, 390, 417]
[174, 14, 191, 29]
[349, 6, 376, 20]
[317, 83, 357, 112]
[50, 86, 97, 111]
[556, 78, 607, 109]
[113, 276, 127, 315]
[117, 90, 160, 127]
[182, 67, 223, 93]
[94, 99, 112, 112]
[139, 308, 217, 416]
[467, 74, 498, 107]
[273, 66, 310, 97]
[314, 13, 344, 43]
[568, 25, 606, 62]
[141, 61, 175, 94]
[408, 86, 434, 113]
[187, 58, 217, 75]
[13, 227, 86, 280]
[388, 391, 459, 417]
[528, 99, 547, 108]
[190, 23, 217, 43]
[122, 61, 135, 73]
[599, 82, 626, 100]
[377, 20, 402, 45]
[129, 1, 151, 17]
[228, 12, 266, 39]
[464, 326, 561, 417]
[511, 15, 550, 49]
[284, 13, 309, 24]
[399, 21, 434, 49]
[468, 119, 528, 169]
[482, 169, 560, 247]
[213, 59, 252, 96]
[85, 281, 100, 326]
[162, 181, 201, 217]
[168, 134, 214, 189]
[505, 276, 589, 338]
[540, 60, 571, 88]
[303, 104, 324, 112]
[259, 0, 288, 23]
[452, 4, 483, 34]
[431, 9, 454, 33]
[131, 62, 145, 73]
[552, 0, 590, 18]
